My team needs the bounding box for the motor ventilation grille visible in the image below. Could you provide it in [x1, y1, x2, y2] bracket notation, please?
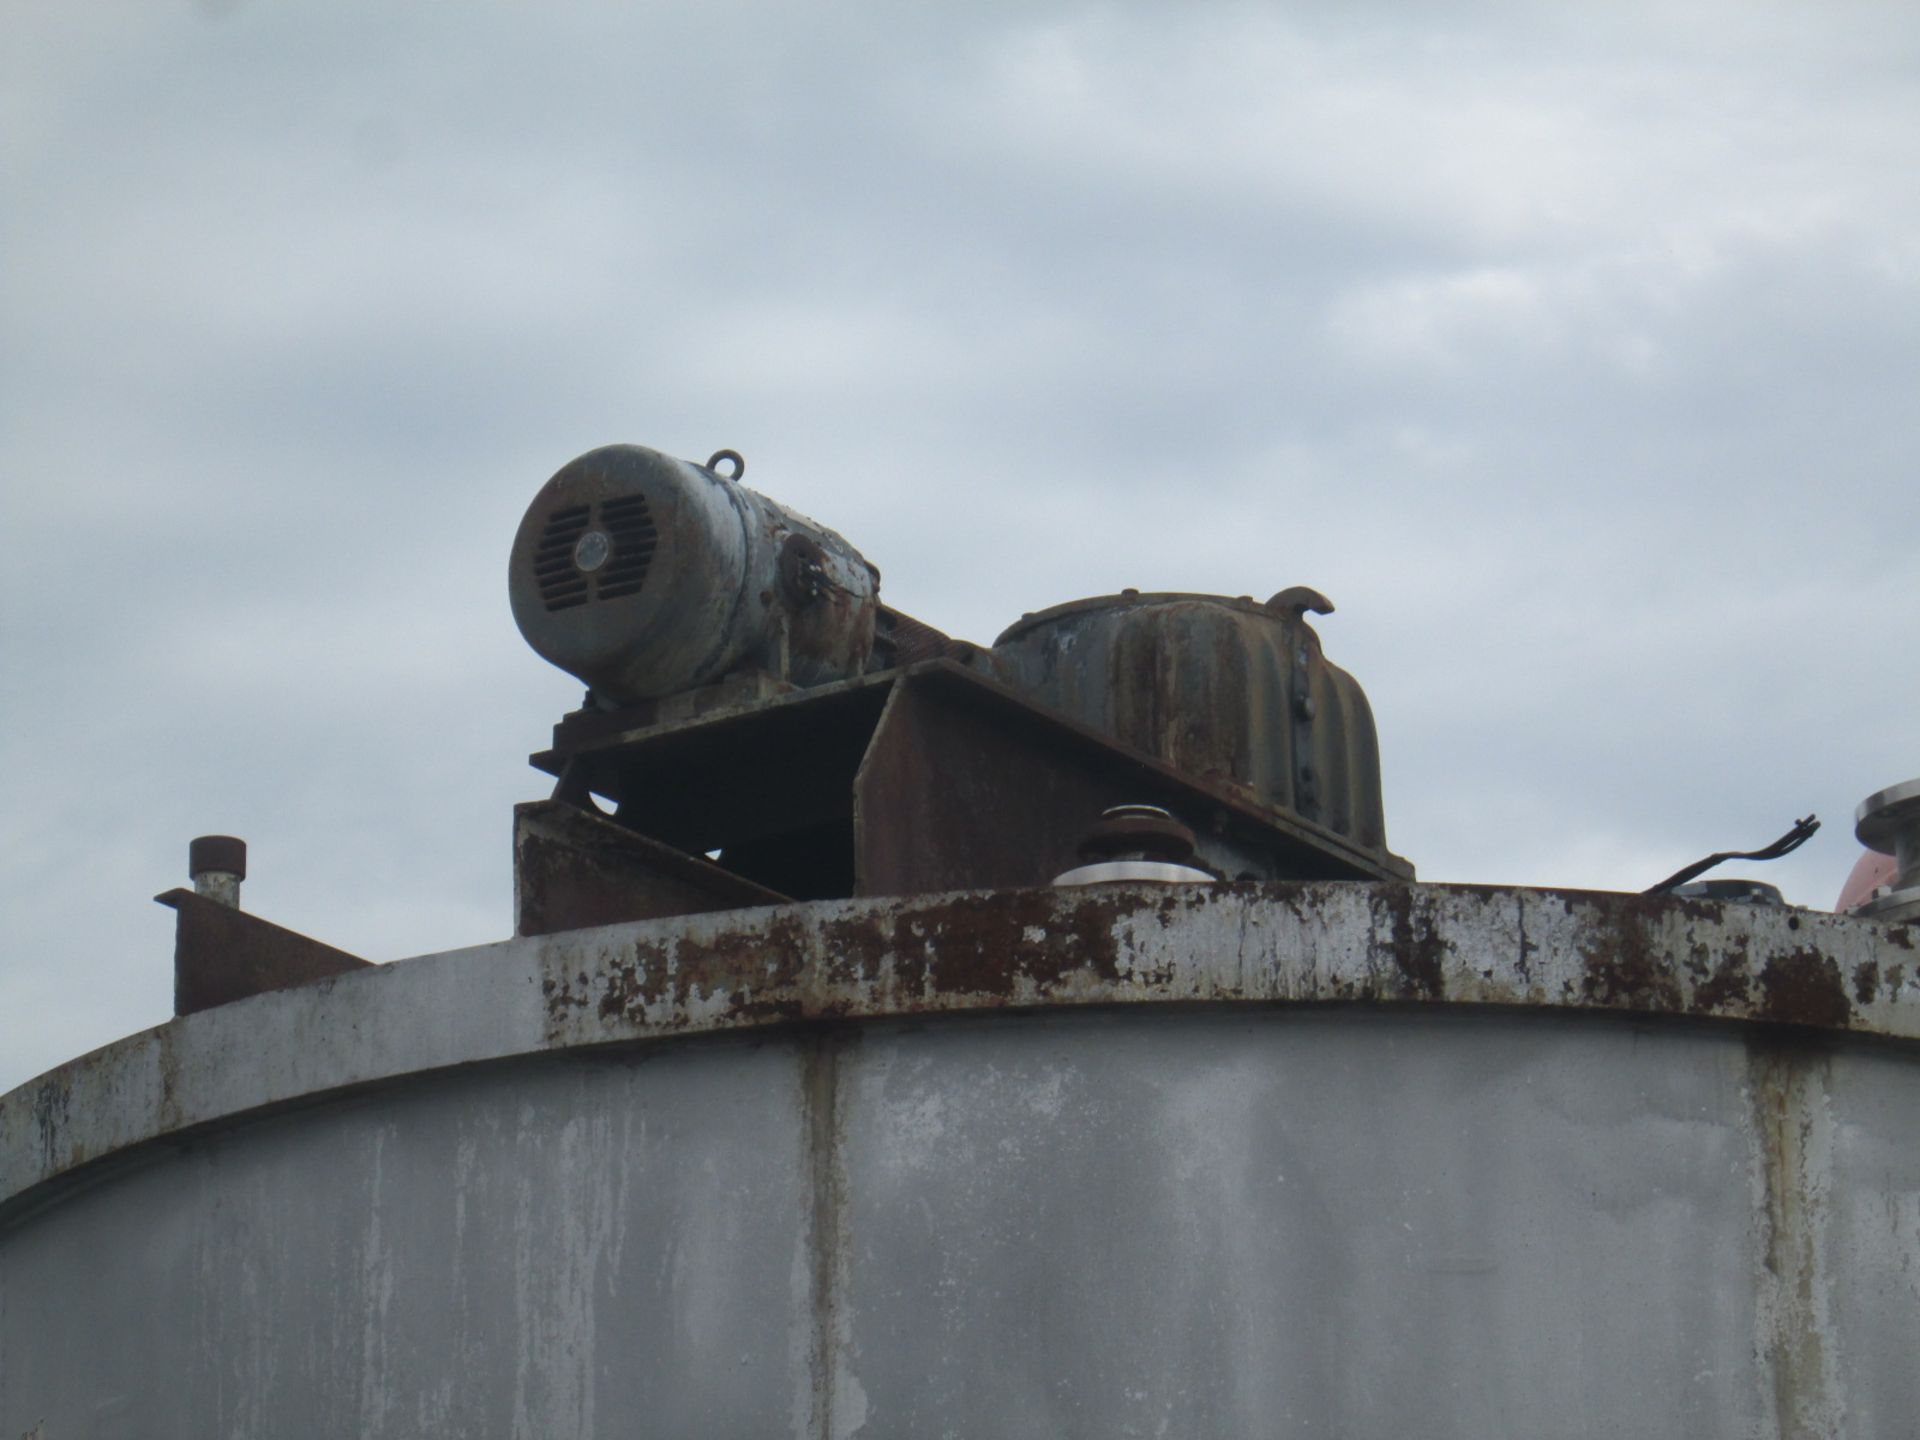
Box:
[532, 497, 659, 612]
[595, 495, 658, 601]
[534, 505, 592, 611]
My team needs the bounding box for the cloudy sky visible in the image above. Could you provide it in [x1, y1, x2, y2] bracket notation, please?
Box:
[4, 0, 1916, 1092]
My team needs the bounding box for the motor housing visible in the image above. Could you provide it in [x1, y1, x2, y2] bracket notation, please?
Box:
[509, 445, 879, 706]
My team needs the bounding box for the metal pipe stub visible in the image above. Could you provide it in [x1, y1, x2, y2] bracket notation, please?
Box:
[189, 834, 247, 909]
[1054, 804, 1217, 886]
[1854, 779, 1920, 923]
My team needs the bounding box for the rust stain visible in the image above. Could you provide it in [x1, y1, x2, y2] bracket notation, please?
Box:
[540, 973, 587, 1020]
[156, 1034, 183, 1133]
[542, 888, 1171, 1037]
[531, 885, 1907, 1049]
[1757, 951, 1853, 1030]
[587, 907, 815, 1028]
[1747, 1038, 1842, 1436]
[884, 888, 1156, 998]
[30, 1070, 73, 1171]
[798, 1033, 847, 1436]
[1691, 948, 1753, 1012]
[1578, 900, 1684, 1012]
[1379, 885, 1447, 999]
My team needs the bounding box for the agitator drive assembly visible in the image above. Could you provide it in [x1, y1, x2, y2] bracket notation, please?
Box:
[152, 439, 1911, 1009]
[498, 440, 1407, 927]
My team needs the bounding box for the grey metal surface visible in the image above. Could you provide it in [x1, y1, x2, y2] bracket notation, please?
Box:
[2, 1042, 813, 1438]
[835, 1012, 1769, 1436]
[1856, 777, 1920, 857]
[5, 1011, 1919, 1436]
[1855, 777, 1920, 923]
[1820, 1045, 1920, 1432]
[1054, 802, 1220, 883]
[1052, 859, 1216, 884]
[1856, 891, 1920, 925]
[6, 884, 1920, 1436]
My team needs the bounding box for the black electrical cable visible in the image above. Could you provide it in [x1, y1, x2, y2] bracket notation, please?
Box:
[1643, 815, 1821, 895]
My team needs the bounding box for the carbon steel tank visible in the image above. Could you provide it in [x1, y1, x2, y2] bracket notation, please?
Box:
[6, 884, 1920, 1438]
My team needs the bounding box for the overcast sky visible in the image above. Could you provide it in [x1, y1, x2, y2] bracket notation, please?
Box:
[4, 0, 1917, 1093]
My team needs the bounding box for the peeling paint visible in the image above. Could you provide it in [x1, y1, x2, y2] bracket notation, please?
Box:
[8, 883, 1920, 1221]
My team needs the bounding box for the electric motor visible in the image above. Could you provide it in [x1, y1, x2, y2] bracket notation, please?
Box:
[509, 444, 879, 706]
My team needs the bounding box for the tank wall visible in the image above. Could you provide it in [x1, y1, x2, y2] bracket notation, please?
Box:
[1815, 1044, 1920, 1433]
[837, 1011, 1767, 1437]
[6, 1008, 1916, 1437]
[1, 1039, 815, 1439]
